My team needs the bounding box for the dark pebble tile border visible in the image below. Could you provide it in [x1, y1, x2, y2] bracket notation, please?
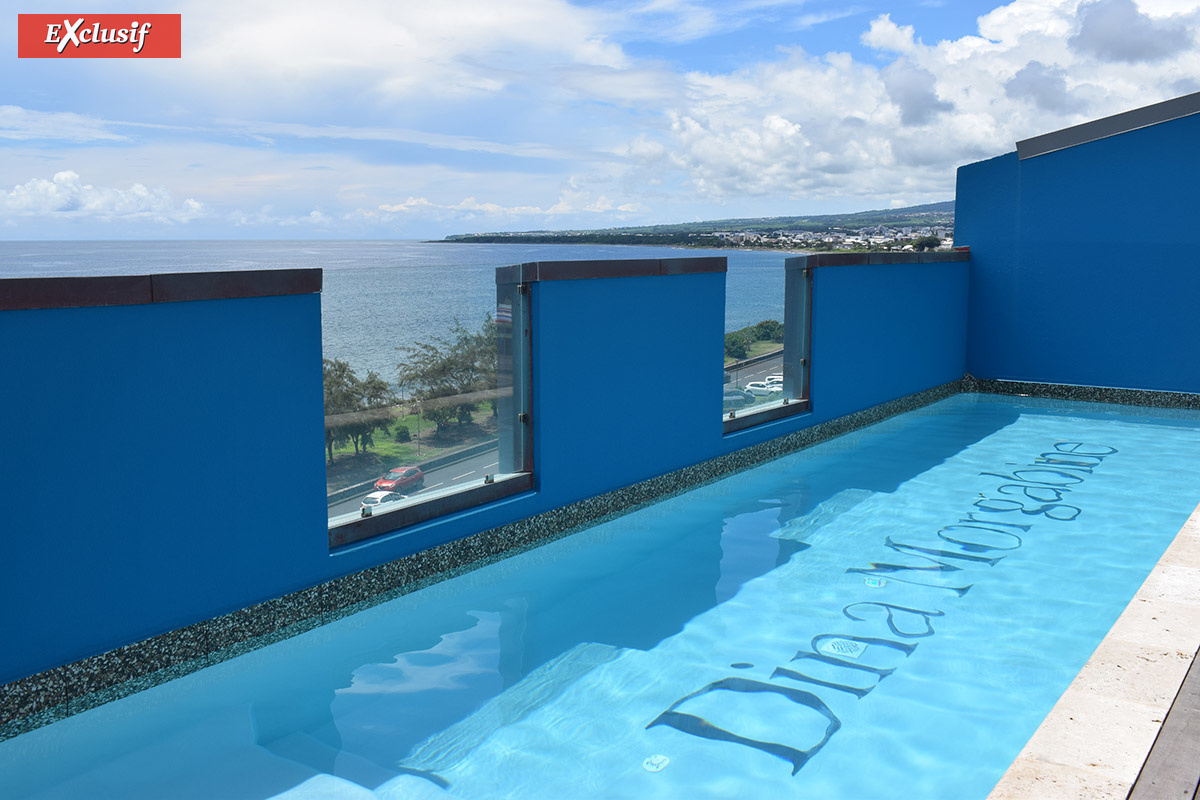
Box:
[4, 375, 1199, 742]
[962, 374, 1200, 409]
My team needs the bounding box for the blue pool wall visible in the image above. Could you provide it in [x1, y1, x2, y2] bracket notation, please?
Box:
[531, 272, 726, 505]
[0, 286, 329, 679]
[532, 260, 970, 507]
[956, 108, 1200, 393]
[0, 255, 967, 684]
[806, 260, 968, 422]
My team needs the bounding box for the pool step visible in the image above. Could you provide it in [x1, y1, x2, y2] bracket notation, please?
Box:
[266, 774, 378, 799]
[373, 774, 463, 798]
[399, 641, 625, 774]
[262, 730, 400, 790]
[264, 772, 463, 799]
[772, 488, 874, 541]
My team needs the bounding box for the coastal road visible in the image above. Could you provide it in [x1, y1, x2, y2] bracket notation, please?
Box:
[725, 352, 783, 387]
[331, 353, 785, 520]
[328, 447, 501, 519]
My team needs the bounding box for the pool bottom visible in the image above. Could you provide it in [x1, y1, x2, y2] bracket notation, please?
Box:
[4, 394, 1200, 799]
[372, 403, 1200, 799]
[1, 379, 963, 744]
[7, 377, 1200, 744]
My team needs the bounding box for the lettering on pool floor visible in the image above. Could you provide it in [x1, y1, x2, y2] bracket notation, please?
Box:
[646, 441, 1118, 774]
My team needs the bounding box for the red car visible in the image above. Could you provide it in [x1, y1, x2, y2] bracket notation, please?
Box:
[374, 465, 425, 492]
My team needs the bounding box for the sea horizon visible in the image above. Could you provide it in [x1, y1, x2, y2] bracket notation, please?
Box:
[0, 239, 798, 381]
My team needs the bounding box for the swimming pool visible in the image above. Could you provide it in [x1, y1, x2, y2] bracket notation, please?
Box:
[3, 394, 1199, 799]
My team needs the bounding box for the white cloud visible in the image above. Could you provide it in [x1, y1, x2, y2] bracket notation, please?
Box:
[2, 171, 206, 223]
[555, 65, 686, 104]
[219, 119, 584, 161]
[377, 197, 436, 213]
[605, 0, 812, 44]
[374, 180, 645, 224]
[6, 0, 1200, 236]
[862, 13, 921, 54]
[625, 0, 1200, 207]
[793, 8, 865, 30]
[230, 206, 333, 227]
[1005, 61, 1088, 112]
[1069, 0, 1195, 62]
[881, 61, 955, 125]
[178, 0, 627, 105]
[0, 107, 129, 143]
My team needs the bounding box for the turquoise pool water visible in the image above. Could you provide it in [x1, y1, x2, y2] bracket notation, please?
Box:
[4, 394, 1200, 799]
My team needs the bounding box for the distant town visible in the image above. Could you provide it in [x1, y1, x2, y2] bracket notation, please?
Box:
[705, 223, 952, 251]
[441, 200, 956, 252]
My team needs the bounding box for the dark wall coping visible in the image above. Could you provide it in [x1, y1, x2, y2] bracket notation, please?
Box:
[494, 257, 726, 285]
[1017, 91, 1200, 160]
[791, 251, 969, 269]
[0, 268, 323, 311]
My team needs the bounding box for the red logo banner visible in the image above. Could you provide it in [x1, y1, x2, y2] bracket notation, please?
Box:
[17, 14, 181, 58]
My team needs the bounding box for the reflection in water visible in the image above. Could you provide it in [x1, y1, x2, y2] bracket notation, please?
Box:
[251, 400, 1020, 788]
[8, 398, 1093, 798]
[329, 613, 505, 768]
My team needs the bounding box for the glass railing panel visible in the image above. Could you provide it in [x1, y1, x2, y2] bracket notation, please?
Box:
[326, 267, 531, 541]
[723, 257, 811, 432]
[723, 252, 785, 417]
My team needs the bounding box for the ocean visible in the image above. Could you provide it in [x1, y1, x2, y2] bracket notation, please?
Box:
[0, 240, 796, 381]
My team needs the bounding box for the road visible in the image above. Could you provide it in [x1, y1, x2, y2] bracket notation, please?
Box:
[331, 354, 785, 519]
[724, 352, 783, 388]
[328, 446, 501, 518]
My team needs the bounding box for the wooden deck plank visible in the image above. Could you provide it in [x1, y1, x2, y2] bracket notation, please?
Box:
[1128, 644, 1200, 800]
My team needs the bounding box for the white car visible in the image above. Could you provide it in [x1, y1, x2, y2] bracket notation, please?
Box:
[361, 491, 407, 517]
[745, 381, 783, 396]
[766, 374, 784, 385]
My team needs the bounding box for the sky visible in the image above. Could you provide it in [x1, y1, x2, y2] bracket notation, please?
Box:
[3, 0, 1199, 239]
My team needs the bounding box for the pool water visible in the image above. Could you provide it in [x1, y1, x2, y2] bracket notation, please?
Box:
[4, 394, 1200, 799]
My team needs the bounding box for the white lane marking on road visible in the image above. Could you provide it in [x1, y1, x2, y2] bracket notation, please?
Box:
[485, 462, 499, 469]
[423, 482, 443, 491]
[453, 471, 474, 480]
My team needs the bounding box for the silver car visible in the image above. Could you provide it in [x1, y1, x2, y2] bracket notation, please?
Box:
[360, 491, 406, 517]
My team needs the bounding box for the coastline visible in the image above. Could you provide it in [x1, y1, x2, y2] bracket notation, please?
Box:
[427, 239, 819, 255]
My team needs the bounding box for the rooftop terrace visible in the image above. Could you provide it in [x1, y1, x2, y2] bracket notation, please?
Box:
[3, 92, 1200, 797]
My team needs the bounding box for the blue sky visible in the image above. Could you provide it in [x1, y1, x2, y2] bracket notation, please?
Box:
[3, 0, 1199, 239]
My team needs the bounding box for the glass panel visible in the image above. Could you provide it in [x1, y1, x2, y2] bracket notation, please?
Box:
[496, 279, 531, 476]
[723, 257, 811, 429]
[326, 268, 531, 532]
[782, 256, 812, 403]
[723, 253, 786, 416]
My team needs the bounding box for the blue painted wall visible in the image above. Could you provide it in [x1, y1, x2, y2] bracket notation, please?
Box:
[532, 273, 726, 506]
[1, 294, 329, 680]
[956, 112, 1200, 392]
[809, 263, 969, 421]
[0, 259, 968, 683]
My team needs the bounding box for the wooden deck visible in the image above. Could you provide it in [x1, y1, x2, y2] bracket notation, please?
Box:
[1127, 644, 1200, 799]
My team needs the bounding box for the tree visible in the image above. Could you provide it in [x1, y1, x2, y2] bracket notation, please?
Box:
[341, 370, 396, 455]
[753, 319, 784, 343]
[324, 359, 357, 464]
[398, 316, 497, 432]
[323, 359, 397, 463]
[912, 235, 942, 252]
[725, 331, 750, 360]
